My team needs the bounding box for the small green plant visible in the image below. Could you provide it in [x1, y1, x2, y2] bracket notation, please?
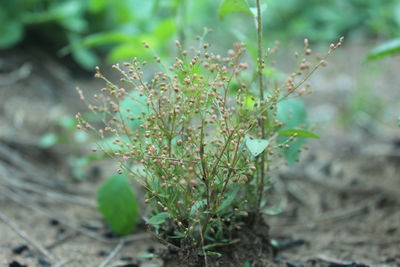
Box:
[76, 0, 342, 263]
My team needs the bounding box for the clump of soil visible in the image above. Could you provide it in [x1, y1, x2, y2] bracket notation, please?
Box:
[162, 214, 273, 267]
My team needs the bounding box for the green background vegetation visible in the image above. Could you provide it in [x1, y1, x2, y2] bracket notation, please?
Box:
[1, 0, 399, 70]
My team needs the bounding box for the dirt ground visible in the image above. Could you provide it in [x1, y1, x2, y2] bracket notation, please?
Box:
[0, 43, 399, 267]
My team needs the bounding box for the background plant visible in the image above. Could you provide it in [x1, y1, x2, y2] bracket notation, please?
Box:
[1, 0, 395, 70]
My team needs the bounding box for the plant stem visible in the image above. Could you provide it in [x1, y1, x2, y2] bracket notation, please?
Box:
[256, 0, 266, 213]
[178, 0, 187, 46]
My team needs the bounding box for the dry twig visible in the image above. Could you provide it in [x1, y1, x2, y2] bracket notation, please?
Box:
[0, 210, 55, 260]
[99, 239, 125, 267]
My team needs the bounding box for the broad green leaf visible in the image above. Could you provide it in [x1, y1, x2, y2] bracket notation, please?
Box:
[278, 129, 319, 139]
[218, 0, 253, 18]
[366, 38, 400, 61]
[245, 135, 269, 157]
[97, 174, 139, 235]
[277, 98, 308, 164]
[147, 212, 169, 225]
[217, 185, 239, 213]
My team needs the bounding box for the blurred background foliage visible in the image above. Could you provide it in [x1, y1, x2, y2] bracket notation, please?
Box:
[1, 0, 399, 70]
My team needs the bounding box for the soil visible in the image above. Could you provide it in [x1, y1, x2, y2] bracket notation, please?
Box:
[163, 215, 273, 267]
[0, 43, 399, 267]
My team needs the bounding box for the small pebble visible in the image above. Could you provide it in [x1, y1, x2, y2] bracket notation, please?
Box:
[9, 261, 27, 267]
[12, 244, 28, 254]
[49, 219, 60, 226]
[103, 231, 118, 239]
[97, 250, 108, 257]
[37, 258, 51, 267]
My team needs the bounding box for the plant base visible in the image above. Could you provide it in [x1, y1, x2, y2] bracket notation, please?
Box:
[162, 214, 274, 267]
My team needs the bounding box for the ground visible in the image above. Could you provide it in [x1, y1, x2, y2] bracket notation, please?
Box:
[0, 43, 399, 267]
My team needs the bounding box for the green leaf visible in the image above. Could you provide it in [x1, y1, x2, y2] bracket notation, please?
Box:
[147, 212, 169, 225]
[57, 115, 76, 130]
[218, 0, 253, 18]
[0, 19, 23, 48]
[68, 156, 91, 180]
[277, 98, 308, 164]
[119, 90, 149, 130]
[71, 47, 98, 70]
[38, 133, 58, 148]
[59, 16, 87, 33]
[68, 34, 99, 70]
[190, 200, 207, 215]
[205, 251, 222, 257]
[245, 135, 269, 157]
[262, 207, 282, 215]
[89, 0, 108, 13]
[366, 38, 400, 61]
[153, 18, 176, 42]
[217, 185, 239, 213]
[22, 0, 85, 26]
[97, 136, 131, 154]
[137, 253, 155, 259]
[279, 129, 319, 139]
[74, 130, 89, 143]
[97, 174, 139, 236]
[249, 3, 267, 17]
[108, 39, 153, 62]
[81, 32, 133, 48]
[244, 94, 257, 109]
[277, 98, 307, 129]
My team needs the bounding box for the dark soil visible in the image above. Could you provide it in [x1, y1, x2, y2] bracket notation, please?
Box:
[163, 215, 274, 267]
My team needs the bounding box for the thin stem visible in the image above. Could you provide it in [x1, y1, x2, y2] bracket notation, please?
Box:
[178, 0, 187, 46]
[256, 0, 266, 212]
